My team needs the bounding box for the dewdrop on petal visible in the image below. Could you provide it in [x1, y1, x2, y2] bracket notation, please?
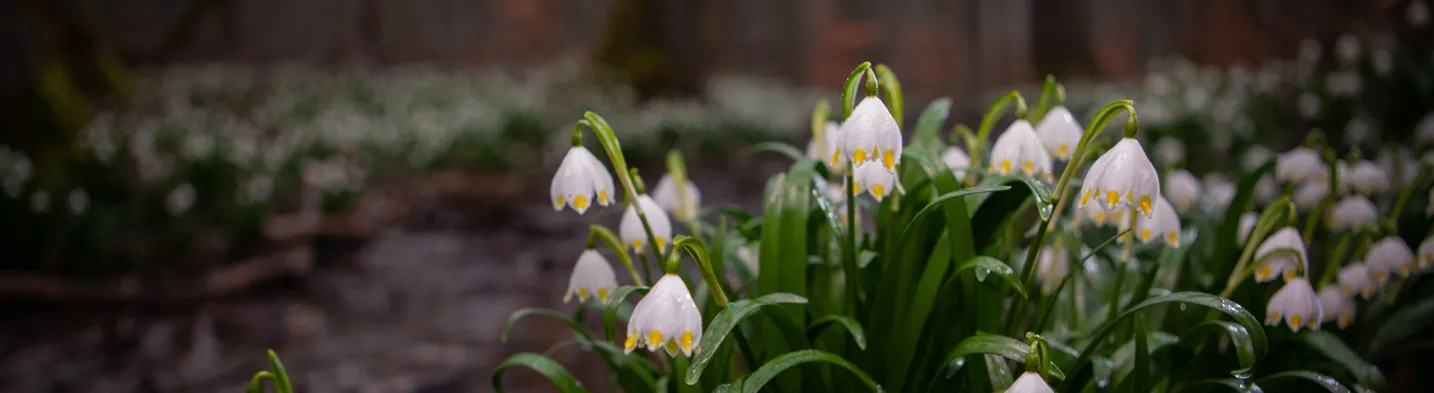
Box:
[1318, 286, 1356, 329]
[852, 161, 898, 202]
[988, 120, 1053, 180]
[565, 250, 619, 303]
[651, 174, 702, 221]
[1419, 237, 1434, 269]
[1164, 170, 1201, 213]
[1276, 147, 1327, 185]
[1366, 237, 1416, 283]
[1253, 227, 1308, 283]
[1136, 196, 1182, 247]
[1265, 277, 1323, 332]
[1238, 212, 1258, 245]
[1005, 371, 1056, 393]
[550, 146, 617, 214]
[837, 97, 902, 172]
[620, 195, 674, 255]
[941, 146, 971, 181]
[1034, 106, 1081, 161]
[624, 274, 703, 356]
[1338, 262, 1376, 299]
[1078, 138, 1161, 218]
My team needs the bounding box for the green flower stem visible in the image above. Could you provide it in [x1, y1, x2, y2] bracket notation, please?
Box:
[875, 64, 903, 125]
[844, 161, 859, 313]
[1386, 164, 1432, 229]
[589, 225, 646, 286]
[574, 113, 667, 263]
[1106, 207, 1138, 324]
[968, 91, 1030, 174]
[672, 235, 730, 308]
[1316, 232, 1357, 289]
[812, 98, 831, 148]
[841, 62, 874, 119]
[246, 371, 275, 393]
[1030, 75, 1063, 124]
[1219, 197, 1297, 299]
[1301, 147, 1340, 243]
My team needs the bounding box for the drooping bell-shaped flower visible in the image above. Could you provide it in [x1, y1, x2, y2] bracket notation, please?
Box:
[1254, 227, 1308, 282]
[620, 195, 674, 255]
[1037, 246, 1069, 295]
[565, 250, 619, 303]
[989, 120, 1053, 180]
[1005, 372, 1056, 393]
[1075, 200, 1111, 228]
[1276, 147, 1327, 185]
[1333, 161, 1352, 195]
[550, 146, 617, 214]
[1348, 161, 1389, 195]
[1035, 106, 1082, 161]
[835, 97, 902, 172]
[1366, 237, 1415, 284]
[1338, 262, 1376, 299]
[1242, 145, 1274, 171]
[1265, 277, 1324, 332]
[1327, 195, 1378, 232]
[1318, 286, 1356, 329]
[806, 121, 840, 160]
[1136, 196, 1182, 247]
[852, 161, 898, 202]
[1294, 181, 1329, 212]
[651, 174, 702, 221]
[624, 274, 703, 356]
[1164, 170, 1202, 213]
[1419, 236, 1434, 270]
[1238, 212, 1258, 245]
[1255, 175, 1279, 204]
[941, 146, 971, 181]
[1201, 174, 1236, 215]
[1078, 138, 1161, 218]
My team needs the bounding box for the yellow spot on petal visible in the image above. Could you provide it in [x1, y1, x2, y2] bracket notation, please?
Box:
[1267, 311, 1281, 324]
[631, 240, 644, 252]
[555, 196, 565, 209]
[853, 149, 868, 163]
[883, 150, 896, 170]
[1094, 212, 1106, 225]
[853, 181, 862, 193]
[1058, 144, 1069, 156]
[1400, 264, 1411, 276]
[1080, 189, 1093, 206]
[648, 331, 663, 348]
[1257, 266, 1272, 280]
[1284, 269, 1296, 282]
[574, 195, 589, 210]
[1140, 229, 1152, 241]
[1290, 314, 1303, 328]
[1376, 271, 1388, 283]
[665, 339, 679, 355]
[624, 334, 637, 350]
[656, 238, 668, 252]
[578, 288, 590, 301]
[1167, 232, 1179, 247]
[681, 331, 695, 353]
[598, 288, 610, 302]
[872, 184, 886, 200]
[1338, 313, 1353, 328]
[1000, 160, 1012, 173]
[1106, 191, 1119, 208]
[599, 190, 610, 205]
[1139, 195, 1152, 215]
[1023, 161, 1034, 174]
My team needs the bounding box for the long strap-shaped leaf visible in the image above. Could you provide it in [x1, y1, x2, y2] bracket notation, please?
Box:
[808, 315, 868, 350]
[503, 308, 595, 344]
[1257, 371, 1352, 393]
[717, 350, 885, 393]
[1297, 331, 1388, 391]
[685, 293, 809, 385]
[602, 285, 649, 341]
[936, 332, 1065, 381]
[492, 353, 589, 393]
[1179, 320, 1258, 375]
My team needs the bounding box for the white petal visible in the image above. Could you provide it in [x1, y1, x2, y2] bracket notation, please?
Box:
[567, 250, 618, 303]
[1035, 106, 1081, 161]
[941, 147, 971, 181]
[1238, 213, 1258, 245]
[1006, 372, 1055, 393]
[1254, 227, 1307, 282]
[621, 195, 674, 254]
[854, 162, 896, 201]
[1164, 170, 1202, 213]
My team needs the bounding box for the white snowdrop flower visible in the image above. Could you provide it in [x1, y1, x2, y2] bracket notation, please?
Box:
[1242, 146, 1274, 171]
[1420, 237, 1434, 270]
[1376, 147, 1418, 186]
[1372, 49, 1394, 76]
[1164, 170, 1201, 213]
[167, 184, 196, 216]
[1035, 106, 1082, 161]
[1298, 39, 1322, 64]
[67, 189, 88, 215]
[621, 194, 673, 255]
[1338, 263, 1376, 299]
[1005, 371, 1055, 393]
[1254, 227, 1308, 282]
[1366, 237, 1415, 283]
[1184, 87, 1211, 112]
[1201, 174, 1236, 215]
[1075, 200, 1111, 228]
[1154, 137, 1185, 165]
[1238, 212, 1259, 245]
[808, 121, 841, 162]
[1078, 138, 1161, 218]
[30, 189, 49, 213]
[1343, 118, 1375, 147]
[550, 146, 616, 214]
[1326, 71, 1362, 97]
[565, 250, 619, 303]
[941, 146, 971, 181]
[1254, 175, 1279, 204]
[1335, 34, 1360, 63]
[835, 96, 902, 172]
[1298, 93, 1321, 120]
[243, 175, 274, 203]
[1136, 196, 1182, 247]
[624, 274, 703, 356]
[1265, 277, 1323, 332]
[1318, 286, 1356, 329]
[852, 161, 898, 202]
[988, 120, 1053, 180]
[1294, 181, 1329, 212]
[1348, 161, 1389, 195]
[1327, 195, 1378, 232]
[1037, 246, 1069, 295]
[1418, 112, 1434, 145]
[182, 132, 215, 159]
[1410, 0, 1431, 26]
[651, 174, 702, 221]
[1276, 147, 1327, 184]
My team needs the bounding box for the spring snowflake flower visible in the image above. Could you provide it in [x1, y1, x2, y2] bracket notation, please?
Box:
[620, 195, 674, 255]
[1318, 286, 1356, 329]
[1201, 174, 1236, 214]
[1035, 106, 1081, 161]
[1366, 237, 1415, 283]
[835, 97, 902, 172]
[1136, 196, 1182, 247]
[1238, 212, 1258, 245]
[167, 184, 196, 216]
[1037, 246, 1069, 295]
[1294, 181, 1329, 212]
[1348, 161, 1389, 195]
[1254, 175, 1279, 204]
[941, 146, 971, 181]
[1078, 138, 1160, 217]
[1276, 147, 1327, 185]
[989, 120, 1053, 180]
[1164, 170, 1201, 213]
[811, 121, 842, 173]
[1338, 263, 1376, 299]
[67, 189, 89, 215]
[1410, 0, 1431, 26]
[624, 274, 703, 356]
[1298, 93, 1321, 120]
[651, 174, 702, 221]
[1076, 201, 1111, 228]
[565, 250, 618, 303]
[1327, 196, 1378, 232]
[1242, 146, 1274, 171]
[550, 146, 617, 214]
[1419, 237, 1434, 270]
[1265, 277, 1323, 332]
[1005, 371, 1055, 393]
[1254, 227, 1308, 282]
[852, 161, 898, 202]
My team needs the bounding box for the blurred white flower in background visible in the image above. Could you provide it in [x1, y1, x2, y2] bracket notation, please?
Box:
[167, 184, 197, 216]
[1266, 277, 1323, 332]
[30, 189, 50, 213]
[67, 189, 89, 215]
[1410, 0, 1431, 26]
[1371, 49, 1394, 76]
[1343, 118, 1376, 148]
[1325, 71, 1362, 97]
[1298, 39, 1322, 65]
[1335, 34, 1360, 64]
[1153, 137, 1185, 165]
[1201, 173, 1236, 215]
[243, 175, 275, 204]
[1298, 93, 1321, 120]
[1242, 146, 1274, 171]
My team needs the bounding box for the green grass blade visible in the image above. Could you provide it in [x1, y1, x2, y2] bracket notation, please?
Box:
[492, 353, 590, 393]
[969, 176, 1054, 249]
[1187, 378, 1263, 392]
[1297, 331, 1388, 391]
[1365, 296, 1434, 359]
[504, 308, 596, 344]
[875, 64, 903, 125]
[1257, 371, 1352, 393]
[911, 98, 952, 150]
[749, 142, 808, 163]
[1179, 320, 1258, 375]
[1210, 160, 1275, 283]
[809, 315, 868, 350]
[686, 293, 810, 385]
[265, 350, 293, 393]
[740, 350, 885, 393]
[938, 333, 1064, 380]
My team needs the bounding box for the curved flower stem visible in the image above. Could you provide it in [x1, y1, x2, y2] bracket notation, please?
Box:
[1030, 75, 1062, 124]
[840, 62, 874, 119]
[574, 113, 667, 262]
[1106, 207, 1138, 324]
[1301, 147, 1340, 242]
[1316, 232, 1357, 289]
[246, 371, 275, 393]
[875, 63, 904, 125]
[1219, 197, 1298, 299]
[589, 224, 646, 286]
[968, 91, 1030, 175]
[671, 235, 730, 308]
[838, 62, 872, 315]
[1024, 332, 1053, 375]
[1386, 164, 1432, 229]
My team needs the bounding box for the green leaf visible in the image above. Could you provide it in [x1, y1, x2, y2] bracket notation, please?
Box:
[939, 333, 1064, 380]
[809, 315, 868, 350]
[1129, 318, 1151, 393]
[1188, 378, 1263, 392]
[266, 350, 294, 393]
[1366, 296, 1434, 359]
[889, 185, 1010, 264]
[1211, 160, 1275, 282]
[602, 286, 650, 341]
[875, 64, 903, 125]
[953, 256, 1028, 298]
[504, 308, 595, 344]
[970, 175, 1054, 249]
[1297, 331, 1388, 391]
[732, 350, 884, 393]
[1179, 320, 1258, 375]
[911, 98, 952, 150]
[492, 353, 589, 393]
[749, 142, 808, 163]
[686, 293, 810, 385]
[1257, 371, 1351, 393]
